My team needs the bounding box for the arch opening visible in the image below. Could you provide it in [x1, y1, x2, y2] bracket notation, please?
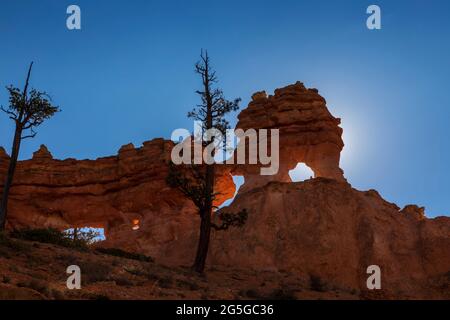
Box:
[64, 227, 106, 244]
[218, 175, 245, 209]
[289, 163, 315, 182]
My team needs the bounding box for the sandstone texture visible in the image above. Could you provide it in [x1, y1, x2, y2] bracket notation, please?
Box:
[232, 81, 345, 191]
[0, 139, 234, 266]
[211, 179, 450, 299]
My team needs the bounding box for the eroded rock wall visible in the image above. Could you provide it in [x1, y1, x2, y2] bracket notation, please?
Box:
[0, 139, 234, 265]
[211, 179, 450, 299]
[232, 81, 345, 191]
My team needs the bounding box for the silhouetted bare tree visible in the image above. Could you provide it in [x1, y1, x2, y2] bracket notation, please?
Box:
[167, 51, 247, 273]
[0, 62, 60, 230]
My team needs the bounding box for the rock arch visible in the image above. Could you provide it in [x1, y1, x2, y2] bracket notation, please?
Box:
[231, 82, 345, 192]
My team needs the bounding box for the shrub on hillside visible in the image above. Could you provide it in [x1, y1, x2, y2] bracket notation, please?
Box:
[78, 260, 113, 284]
[64, 228, 101, 244]
[309, 274, 327, 292]
[95, 247, 153, 262]
[0, 231, 30, 254]
[10, 228, 88, 250]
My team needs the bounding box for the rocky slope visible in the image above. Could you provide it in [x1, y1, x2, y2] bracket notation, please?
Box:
[0, 234, 357, 300]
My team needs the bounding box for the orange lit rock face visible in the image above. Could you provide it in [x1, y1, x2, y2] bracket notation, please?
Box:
[0, 147, 8, 160]
[232, 82, 345, 191]
[0, 139, 234, 265]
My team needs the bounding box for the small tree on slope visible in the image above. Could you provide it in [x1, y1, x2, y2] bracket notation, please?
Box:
[167, 51, 247, 273]
[0, 62, 60, 230]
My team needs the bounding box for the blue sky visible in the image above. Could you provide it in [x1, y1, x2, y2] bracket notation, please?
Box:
[0, 0, 449, 217]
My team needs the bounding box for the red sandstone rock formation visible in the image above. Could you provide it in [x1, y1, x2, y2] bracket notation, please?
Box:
[232, 81, 345, 191]
[0, 147, 8, 160]
[212, 179, 450, 299]
[0, 82, 449, 299]
[0, 139, 234, 265]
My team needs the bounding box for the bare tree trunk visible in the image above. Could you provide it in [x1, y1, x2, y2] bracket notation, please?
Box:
[193, 208, 211, 273]
[193, 164, 215, 273]
[0, 125, 23, 230]
[73, 227, 79, 240]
